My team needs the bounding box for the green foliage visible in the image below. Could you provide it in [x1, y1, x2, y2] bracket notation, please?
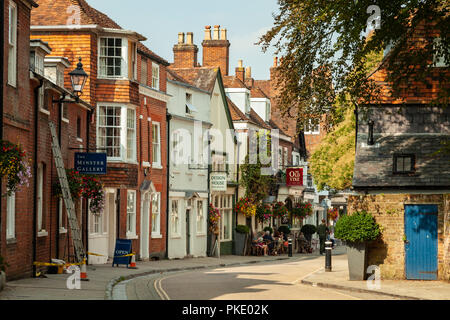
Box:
[259, 0, 450, 126]
[334, 211, 381, 242]
[301, 224, 317, 236]
[309, 107, 355, 191]
[240, 155, 276, 203]
[236, 225, 250, 234]
[263, 226, 273, 234]
[278, 225, 291, 235]
[0, 140, 32, 196]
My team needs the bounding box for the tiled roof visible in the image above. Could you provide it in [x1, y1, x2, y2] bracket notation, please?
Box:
[168, 67, 218, 93]
[249, 109, 272, 130]
[137, 43, 169, 66]
[254, 80, 271, 97]
[222, 76, 249, 89]
[31, 0, 122, 28]
[226, 97, 251, 122]
[250, 87, 269, 99]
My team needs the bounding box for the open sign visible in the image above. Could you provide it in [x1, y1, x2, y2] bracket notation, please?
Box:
[286, 168, 303, 186]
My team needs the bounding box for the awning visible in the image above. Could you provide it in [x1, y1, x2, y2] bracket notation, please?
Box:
[140, 180, 156, 193]
[186, 103, 198, 113]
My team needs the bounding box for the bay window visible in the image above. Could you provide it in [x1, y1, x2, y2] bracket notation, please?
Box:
[99, 37, 126, 78]
[97, 104, 136, 162]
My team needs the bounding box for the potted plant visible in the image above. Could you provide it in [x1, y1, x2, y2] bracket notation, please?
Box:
[300, 224, 317, 242]
[0, 255, 8, 292]
[334, 211, 381, 280]
[234, 197, 257, 218]
[234, 225, 250, 255]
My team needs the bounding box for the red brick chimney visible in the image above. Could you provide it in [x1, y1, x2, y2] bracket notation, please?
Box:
[245, 66, 254, 88]
[235, 60, 245, 82]
[202, 25, 230, 75]
[172, 32, 198, 68]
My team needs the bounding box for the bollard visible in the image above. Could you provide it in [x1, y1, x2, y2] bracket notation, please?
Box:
[288, 238, 292, 257]
[325, 241, 332, 272]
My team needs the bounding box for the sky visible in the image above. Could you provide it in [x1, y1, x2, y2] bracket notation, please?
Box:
[89, 0, 279, 79]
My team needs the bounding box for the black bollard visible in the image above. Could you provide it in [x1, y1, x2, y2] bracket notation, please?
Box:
[288, 238, 292, 257]
[325, 240, 332, 272]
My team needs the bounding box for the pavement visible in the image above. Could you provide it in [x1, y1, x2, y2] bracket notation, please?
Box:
[0, 246, 448, 300]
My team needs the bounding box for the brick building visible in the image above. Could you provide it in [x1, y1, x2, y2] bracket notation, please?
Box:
[30, 0, 169, 263]
[350, 20, 450, 280]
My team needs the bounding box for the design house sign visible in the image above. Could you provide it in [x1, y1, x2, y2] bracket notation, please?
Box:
[210, 173, 227, 192]
[75, 153, 107, 175]
[286, 168, 303, 187]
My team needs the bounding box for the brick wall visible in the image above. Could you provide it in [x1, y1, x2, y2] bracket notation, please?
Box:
[202, 40, 230, 76]
[348, 194, 449, 281]
[172, 44, 198, 69]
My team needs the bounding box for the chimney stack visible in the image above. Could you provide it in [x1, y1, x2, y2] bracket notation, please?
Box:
[172, 31, 198, 69]
[202, 24, 231, 75]
[244, 66, 254, 88]
[235, 59, 245, 82]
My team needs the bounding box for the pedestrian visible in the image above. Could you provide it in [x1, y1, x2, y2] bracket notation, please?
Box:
[317, 219, 329, 255]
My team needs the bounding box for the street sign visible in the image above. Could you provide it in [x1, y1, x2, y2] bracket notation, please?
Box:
[112, 239, 132, 267]
[286, 168, 303, 186]
[75, 153, 107, 175]
[210, 173, 227, 191]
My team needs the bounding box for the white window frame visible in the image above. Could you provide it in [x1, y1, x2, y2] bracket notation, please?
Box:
[98, 37, 128, 79]
[38, 85, 49, 114]
[152, 62, 160, 90]
[6, 192, 16, 240]
[8, 1, 17, 87]
[278, 147, 283, 169]
[304, 119, 320, 135]
[196, 200, 205, 235]
[97, 103, 137, 162]
[126, 190, 137, 238]
[151, 192, 161, 238]
[215, 195, 232, 241]
[59, 199, 67, 234]
[284, 147, 288, 166]
[152, 122, 162, 168]
[171, 199, 181, 238]
[433, 37, 449, 68]
[126, 108, 136, 162]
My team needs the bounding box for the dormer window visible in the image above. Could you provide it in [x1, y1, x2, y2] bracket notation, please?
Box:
[185, 93, 197, 115]
[393, 154, 415, 174]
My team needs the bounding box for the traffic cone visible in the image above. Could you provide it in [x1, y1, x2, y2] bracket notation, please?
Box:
[80, 259, 90, 281]
[128, 254, 138, 269]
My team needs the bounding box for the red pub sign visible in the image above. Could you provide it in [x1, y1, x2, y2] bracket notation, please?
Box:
[286, 168, 304, 186]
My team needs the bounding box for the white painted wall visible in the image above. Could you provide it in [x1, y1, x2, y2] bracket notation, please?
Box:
[250, 98, 271, 122]
[225, 88, 250, 115]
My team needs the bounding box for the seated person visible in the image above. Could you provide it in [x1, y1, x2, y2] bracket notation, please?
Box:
[253, 232, 268, 256]
[263, 231, 275, 253]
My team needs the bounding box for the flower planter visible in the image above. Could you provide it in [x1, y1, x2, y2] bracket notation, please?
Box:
[234, 232, 247, 256]
[346, 241, 369, 280]
[0, 271, 6, 292]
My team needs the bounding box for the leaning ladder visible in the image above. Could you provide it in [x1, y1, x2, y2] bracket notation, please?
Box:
[49, 121, 86, 263]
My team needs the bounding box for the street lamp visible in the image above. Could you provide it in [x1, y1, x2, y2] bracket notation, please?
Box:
[69, 57, 88, 97]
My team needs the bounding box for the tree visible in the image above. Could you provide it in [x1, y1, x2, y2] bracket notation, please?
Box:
[309, 105, 355, 191]
[259, 0, 450, 128]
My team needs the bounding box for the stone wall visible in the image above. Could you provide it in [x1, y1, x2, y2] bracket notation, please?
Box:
[348, 194, 449, 281]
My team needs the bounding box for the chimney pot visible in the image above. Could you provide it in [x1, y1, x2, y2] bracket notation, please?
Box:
[220, 28, 227, 40]
[245, 66, 251, 78]
[186, 32, 194, 45]
[273, 56, 278, 67]
[238, 59, 243, 68]
[178, 32, 185, 44]
[204, 26, 211, 40]
[213, 25, 220, 40]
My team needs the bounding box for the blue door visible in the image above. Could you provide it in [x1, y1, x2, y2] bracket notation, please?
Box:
[405, 205, 438, 280]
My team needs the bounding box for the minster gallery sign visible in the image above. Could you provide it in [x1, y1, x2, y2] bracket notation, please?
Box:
[286, 168, 303, 186]
[75, 153, 107, 175]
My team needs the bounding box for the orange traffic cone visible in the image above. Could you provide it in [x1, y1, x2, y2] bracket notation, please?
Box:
[80, 259, 90, 281]
[128, 254, 138, 269]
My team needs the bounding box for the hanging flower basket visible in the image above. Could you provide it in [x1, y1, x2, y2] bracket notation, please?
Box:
[208, 203, 221, 234]
[291, 200, 313, 219]
[53, 170, 105, 215]
[0, 140, 31, 196]
[53, 169, 83, 200]
[256, 203, 272, 223]
[272, 202, 289, 220]
[234, 197, 257, 218]
[328, 208, 339, 221]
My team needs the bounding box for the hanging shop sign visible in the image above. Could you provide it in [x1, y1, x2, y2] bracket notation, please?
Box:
[75, 153, 107, 175]
[210, 173, 227, 192]
[286, 168, 303, 186]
